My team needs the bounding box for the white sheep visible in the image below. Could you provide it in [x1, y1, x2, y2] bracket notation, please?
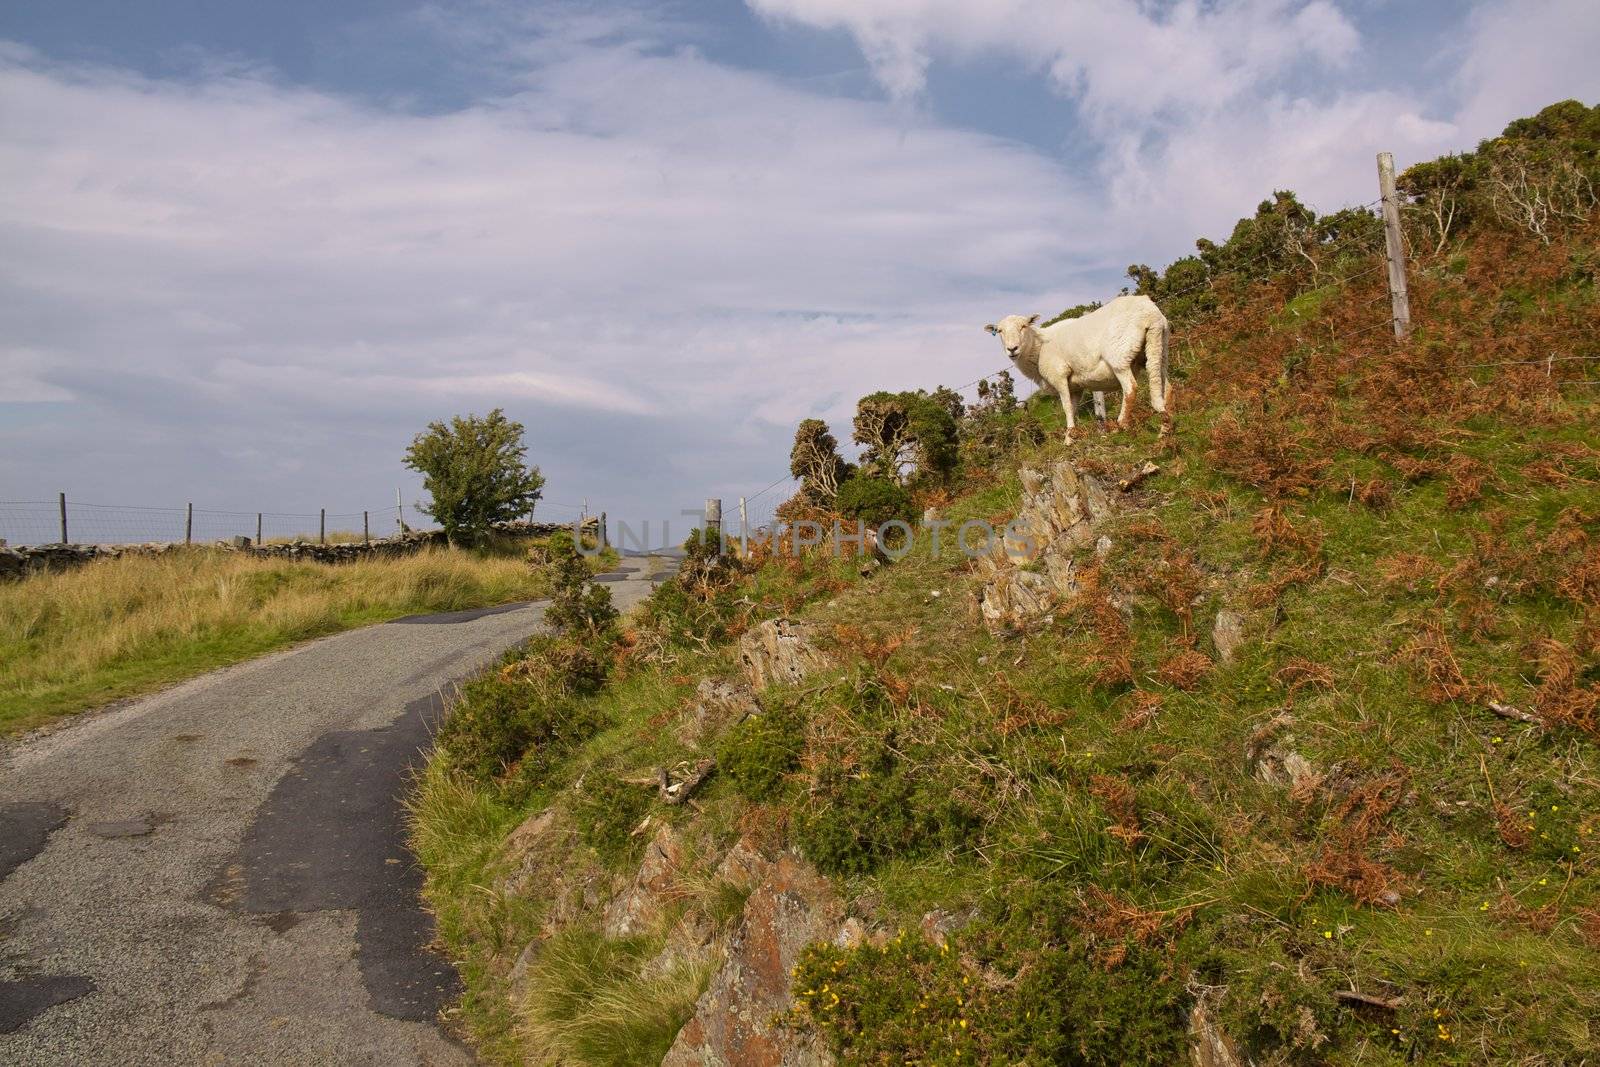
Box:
[986, 295, 1172, 442]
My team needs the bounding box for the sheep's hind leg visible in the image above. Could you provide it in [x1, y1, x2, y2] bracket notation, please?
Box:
[1111, 365, 1138, 430]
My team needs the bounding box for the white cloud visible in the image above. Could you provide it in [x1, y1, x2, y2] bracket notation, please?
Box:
[0, 31, 1100, 518]
[1, 1, 1594, 529]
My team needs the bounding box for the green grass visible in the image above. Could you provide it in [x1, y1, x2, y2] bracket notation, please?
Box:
[412, 204, 1598, 1062]
[0, 538, 615, 736]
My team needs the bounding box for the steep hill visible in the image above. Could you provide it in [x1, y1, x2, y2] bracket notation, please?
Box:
[413, 101, 1599, 1066]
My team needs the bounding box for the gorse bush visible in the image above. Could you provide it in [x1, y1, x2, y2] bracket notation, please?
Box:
[543, 531, 619, 639]
[433, 634, 611, 793]
[834, 475, 914, 528]
[715, 702, 806, 800]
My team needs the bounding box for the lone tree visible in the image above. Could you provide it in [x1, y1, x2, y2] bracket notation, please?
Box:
[789, 418, 852, 506]
[404, 409, 545, 545]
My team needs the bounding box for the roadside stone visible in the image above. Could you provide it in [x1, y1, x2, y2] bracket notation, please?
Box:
[738, 619, 830, 691]
[1212, 610, 1247, 663]
[681, 678, 760, 747]
[661, 853, 843, 1067]
[603, 824, 688, 938]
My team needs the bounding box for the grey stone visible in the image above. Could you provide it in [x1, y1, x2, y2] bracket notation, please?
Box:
[1212, 610, 1247, 663]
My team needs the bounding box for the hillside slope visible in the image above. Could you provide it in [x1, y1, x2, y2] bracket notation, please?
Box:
[413, 102, 1599, 1066]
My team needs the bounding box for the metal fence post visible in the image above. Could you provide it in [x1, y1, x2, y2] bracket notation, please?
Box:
[185, 503, 193, 545]
[58, 492, 68, 545]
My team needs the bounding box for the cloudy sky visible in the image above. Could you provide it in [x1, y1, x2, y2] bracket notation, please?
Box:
[2, 1, 1596, 540]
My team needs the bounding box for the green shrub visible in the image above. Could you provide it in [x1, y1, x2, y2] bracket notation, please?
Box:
[544, 532, 619, 638]
[572, 773, 652, 867]
[796, 743, 978, 875]
[835, 475, 914, 528]
[434, 633, 611, 792]
[716, 704, 806, 800]
[792, 931, 1191, 1065]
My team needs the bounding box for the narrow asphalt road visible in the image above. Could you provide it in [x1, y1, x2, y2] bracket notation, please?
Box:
[0, 558, 669, 1065]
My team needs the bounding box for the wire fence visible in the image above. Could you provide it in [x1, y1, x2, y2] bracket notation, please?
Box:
[0, 498, 439, 548]
[725, 202, 1597, 526]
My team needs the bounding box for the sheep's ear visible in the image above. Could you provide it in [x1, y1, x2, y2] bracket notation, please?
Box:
[1025, 314, 1041, 327]
[984, 324, 999, 335]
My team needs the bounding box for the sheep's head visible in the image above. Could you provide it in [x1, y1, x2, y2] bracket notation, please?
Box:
[984, 314, 1041, 363]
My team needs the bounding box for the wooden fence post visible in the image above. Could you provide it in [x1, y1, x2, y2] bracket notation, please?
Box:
[319, 508, 326, 545]
[363, 511, 370, 544]
[185, 503, 193, 545]
[1377, 151, 1413, 339]
[705, 498, 722, 554]
[739, 496, 748, 557]
[396, 488, 404, 536]
[600, 511, 607, 550]
[58, 492, 68, 545]
[256, 513, 262, 545]
[1092, 392, 1107, 421]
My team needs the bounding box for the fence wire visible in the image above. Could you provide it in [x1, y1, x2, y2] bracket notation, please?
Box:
[0, 500, 433, 548]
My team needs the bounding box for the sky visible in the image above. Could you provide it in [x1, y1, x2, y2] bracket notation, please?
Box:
[2, 0, 1597, 543]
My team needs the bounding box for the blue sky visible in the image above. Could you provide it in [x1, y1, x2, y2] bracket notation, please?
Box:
[2, 1, 1597, 540]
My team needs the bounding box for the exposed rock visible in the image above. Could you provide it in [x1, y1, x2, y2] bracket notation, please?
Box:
[503, 808, 559, 859]
[976, 457, 1113, 630]
[681, 678, 761, 746]
[739, 619, 830, 691]
[918, 908, 977, 947]
[1247, 713, 1320, 794]
[661, 853, 843, 1067]
[1212, 610, 1247, 664]
[604, 824, 689, 938]
[1189, 992, 1244, 1067]
[714, 834, 774, 890]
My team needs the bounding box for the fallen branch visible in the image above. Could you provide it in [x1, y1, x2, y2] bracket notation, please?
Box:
[1488, 701, 1543, 725]
[1333, 989, 1404, 1011]
[1118, 462, 1161, 493]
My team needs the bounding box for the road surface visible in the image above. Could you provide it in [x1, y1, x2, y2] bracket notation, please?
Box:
[0, 558, 668, 1065]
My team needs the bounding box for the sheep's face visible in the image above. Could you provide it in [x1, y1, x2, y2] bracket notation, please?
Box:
[984, 314, 1040, 362]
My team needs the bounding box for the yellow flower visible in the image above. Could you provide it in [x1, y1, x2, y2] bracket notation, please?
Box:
[960, 1019, 968, 1029]
[1322, 930, 1333, 939]
[1491, 736, 1503, 744]
[1479, 901, 1490, 911]
[1424, 929, 1434, 937]
[1539, 878, 1548, 886]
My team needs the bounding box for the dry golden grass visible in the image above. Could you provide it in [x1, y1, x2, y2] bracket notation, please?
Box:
[0, 546, 550, 736]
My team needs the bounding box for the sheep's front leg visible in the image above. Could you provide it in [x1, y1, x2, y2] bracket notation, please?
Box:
[1111, 365, 1138, 429]
[1060, 379, 1078, 443]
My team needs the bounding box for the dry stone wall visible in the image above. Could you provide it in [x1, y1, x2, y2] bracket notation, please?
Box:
[0, 517, 596, 582]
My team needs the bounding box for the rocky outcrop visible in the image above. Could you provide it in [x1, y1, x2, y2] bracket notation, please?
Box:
[661, 853, 843, 1067]
[976, 457, 1114, 629]
[1212, 609, 1248, 663]
[603, 825, 689, 938]
[681, 678, 761, 746]
[739, 620, 830, 691]
[1189, 992, 1245, 1067]
[0, 517, 595, 582]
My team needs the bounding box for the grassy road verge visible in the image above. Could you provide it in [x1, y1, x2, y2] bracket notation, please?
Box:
[1, 539, 611, 737]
